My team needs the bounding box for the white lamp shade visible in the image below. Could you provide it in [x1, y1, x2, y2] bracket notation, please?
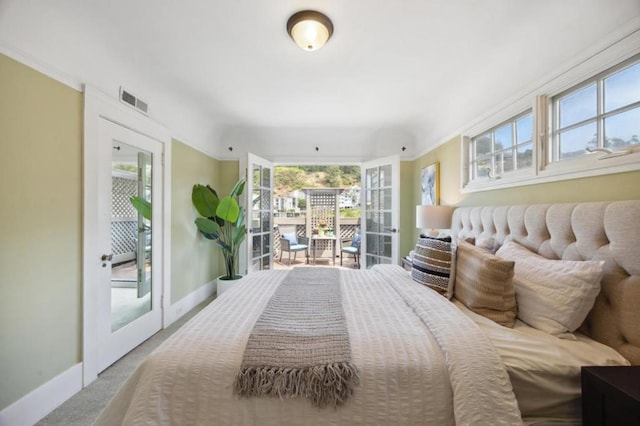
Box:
[416, 205, 453, 230]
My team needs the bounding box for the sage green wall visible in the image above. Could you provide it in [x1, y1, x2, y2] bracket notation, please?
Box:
[219, 160, 240, 193]
[170, 141, 223, 303]
[0, 54, 83, 409]
[399, 161, 414, 258]
[0, 55, 235, 409]
[412, 135, 640, 231]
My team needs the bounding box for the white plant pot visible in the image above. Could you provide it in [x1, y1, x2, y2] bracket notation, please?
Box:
[216, 275, 243, 296]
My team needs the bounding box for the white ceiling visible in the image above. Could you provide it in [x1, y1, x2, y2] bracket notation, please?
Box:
[1, 0, 640, 161]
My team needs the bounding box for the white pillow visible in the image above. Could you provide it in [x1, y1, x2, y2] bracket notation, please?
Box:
[495, 240, 604, 338]
[476, 237, 501, 254]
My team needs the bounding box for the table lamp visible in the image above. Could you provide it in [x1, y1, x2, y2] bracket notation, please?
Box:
[416, 205, 453, 238]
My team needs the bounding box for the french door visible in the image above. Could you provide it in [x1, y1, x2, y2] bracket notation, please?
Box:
[245, 153, 274, 273]
[93, 118, 163, 373]
[361, 155, 400, 268]
[240, 153, 398, 272]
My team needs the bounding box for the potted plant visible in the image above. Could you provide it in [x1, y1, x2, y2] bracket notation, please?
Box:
[317, 221, 327, 236]
[192, 178, 246, 295]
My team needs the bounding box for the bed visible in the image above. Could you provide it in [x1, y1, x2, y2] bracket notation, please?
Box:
[95, 200, 639, 425]
[450, 201, 639, 424]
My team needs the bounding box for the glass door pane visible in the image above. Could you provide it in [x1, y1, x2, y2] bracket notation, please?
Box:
[361, 156, 399, 268]
[246, 153, 273, 272]
[111, 141, 152, 332]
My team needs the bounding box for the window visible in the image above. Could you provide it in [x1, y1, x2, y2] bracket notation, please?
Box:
[467, 111, 533, 182]
[551, 58, 640, 163]
[461, 40, 640, 193]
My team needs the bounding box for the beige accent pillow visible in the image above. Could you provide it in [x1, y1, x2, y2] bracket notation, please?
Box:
[495, 240, 604, 337]
[454, 240, 517, 327]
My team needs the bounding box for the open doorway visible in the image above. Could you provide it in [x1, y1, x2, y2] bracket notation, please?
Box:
[273, 166, 361, 269]
[245, 153, 399, 273]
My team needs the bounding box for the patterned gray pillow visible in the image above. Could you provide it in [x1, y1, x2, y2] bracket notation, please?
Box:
[411, 236, 455, 298]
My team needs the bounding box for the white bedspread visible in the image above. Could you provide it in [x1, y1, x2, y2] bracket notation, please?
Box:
[453, 299, 629, 424]
[95, 265, 522, 425]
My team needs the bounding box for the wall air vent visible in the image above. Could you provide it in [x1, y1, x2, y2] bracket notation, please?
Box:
[119, 87, 149, 115]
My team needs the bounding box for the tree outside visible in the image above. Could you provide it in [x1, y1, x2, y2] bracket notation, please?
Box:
[274, 166, 361, 218]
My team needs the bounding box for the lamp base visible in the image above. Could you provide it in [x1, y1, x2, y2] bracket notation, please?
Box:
[420, 229, 451, 241]
[426, 228, 440, 238]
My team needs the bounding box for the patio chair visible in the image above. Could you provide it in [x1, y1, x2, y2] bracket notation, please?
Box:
[279, 227, 309, 265]
[340, 233, 361, 268]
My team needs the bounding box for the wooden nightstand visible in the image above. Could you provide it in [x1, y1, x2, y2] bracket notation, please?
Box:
[581, 366, 640, 426]
[401, 256, 412, 271]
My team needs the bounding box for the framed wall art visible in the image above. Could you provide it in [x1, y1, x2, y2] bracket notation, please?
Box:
[420, 162, 439, 205]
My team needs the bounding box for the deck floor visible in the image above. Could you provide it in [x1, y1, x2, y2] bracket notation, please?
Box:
[273, 252, 360, 270]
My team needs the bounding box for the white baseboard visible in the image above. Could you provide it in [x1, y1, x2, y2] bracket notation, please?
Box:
[0, 363, 82, 426]
[164, 280, 215, 327]
[0, 283, 214, 426]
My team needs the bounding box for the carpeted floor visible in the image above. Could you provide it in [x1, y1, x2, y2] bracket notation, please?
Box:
[36, 295, 215, 426]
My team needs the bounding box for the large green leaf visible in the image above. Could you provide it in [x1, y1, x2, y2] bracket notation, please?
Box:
[194, 217, 220, 236]
[191, 177, 246, 279]
[130, 196, 151, 220]
[235, 206, 245, 227]
[233, 224, 246, 246]
[230, 178, 245, 197]
[192, 184, 219, 218]
[215, 239, 232, 254]
[216, 196, 240, 223]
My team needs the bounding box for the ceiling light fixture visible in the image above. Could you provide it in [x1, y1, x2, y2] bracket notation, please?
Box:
[287, 10, 333, 51]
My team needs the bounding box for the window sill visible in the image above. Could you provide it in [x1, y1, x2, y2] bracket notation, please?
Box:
[462, 150, 640, 193]
[461, 171, 536, 193]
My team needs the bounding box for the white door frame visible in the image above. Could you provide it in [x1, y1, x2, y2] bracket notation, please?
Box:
[82, 86, 172, 386]
[95, 119, 163, 372]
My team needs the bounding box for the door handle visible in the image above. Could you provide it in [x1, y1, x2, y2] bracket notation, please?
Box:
[390, 228, 398, 233]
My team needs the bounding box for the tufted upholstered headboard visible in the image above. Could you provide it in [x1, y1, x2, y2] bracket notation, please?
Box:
[451, 200, 640, 365]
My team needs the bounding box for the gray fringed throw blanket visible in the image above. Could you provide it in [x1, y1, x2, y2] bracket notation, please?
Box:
[233, 267, 359, 408]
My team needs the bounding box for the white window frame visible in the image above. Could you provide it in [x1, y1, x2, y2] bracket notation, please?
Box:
[461, 24, 640, 193]
[463, 110, 535, 192]
[546, 55, 640, 166]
